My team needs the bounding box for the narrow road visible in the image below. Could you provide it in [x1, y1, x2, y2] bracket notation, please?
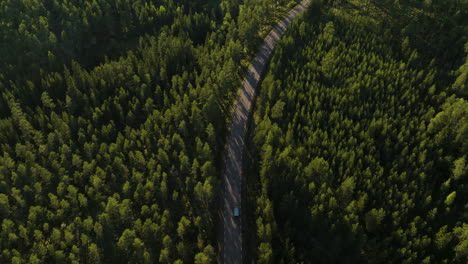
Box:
[222, 1, 311, 263]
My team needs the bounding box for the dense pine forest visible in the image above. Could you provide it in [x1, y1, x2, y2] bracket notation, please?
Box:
[248, 0, 467, 263]
[0, 0, 299, 263]
[2, 0, 467, 263]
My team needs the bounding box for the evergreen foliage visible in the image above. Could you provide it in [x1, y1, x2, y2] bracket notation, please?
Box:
[249, 0, 467, 263]
[0, 0, 299, 263]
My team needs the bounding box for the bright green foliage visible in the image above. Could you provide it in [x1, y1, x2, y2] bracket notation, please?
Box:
[454, 224, 468, 260]
[248, 0, 467, 263]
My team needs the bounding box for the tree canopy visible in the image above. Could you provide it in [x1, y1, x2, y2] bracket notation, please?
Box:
[247, 0, 467, 263]
[0, 0, 300, 263]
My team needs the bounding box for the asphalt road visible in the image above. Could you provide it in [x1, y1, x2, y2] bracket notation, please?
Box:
[221, 1, 311, 263]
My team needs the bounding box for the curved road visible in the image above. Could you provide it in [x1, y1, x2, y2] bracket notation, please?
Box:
[222, 1, 311, 263]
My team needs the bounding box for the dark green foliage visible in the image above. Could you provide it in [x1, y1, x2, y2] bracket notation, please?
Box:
[0, 0, 299, 263]
[249, 0, 467, 263]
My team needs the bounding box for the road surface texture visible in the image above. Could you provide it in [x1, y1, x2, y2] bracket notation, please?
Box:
[222, 1, 311, 263]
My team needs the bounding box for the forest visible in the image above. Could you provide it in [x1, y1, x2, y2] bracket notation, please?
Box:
[0, 0, 299, 263]
[248, 0, 467, 263]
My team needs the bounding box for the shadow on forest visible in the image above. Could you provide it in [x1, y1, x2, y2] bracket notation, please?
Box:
[270, 175, 365, 264]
